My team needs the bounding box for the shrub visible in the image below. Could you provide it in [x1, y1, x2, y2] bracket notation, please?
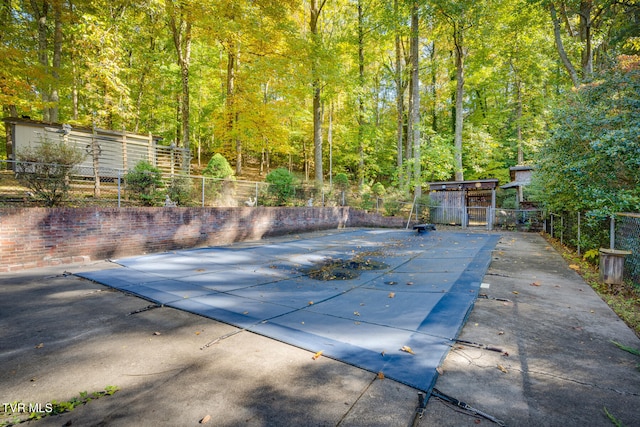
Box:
[371, 182, 385, 198]
[203, 153, 234, 180]
[202, 154, 235, 203]
[16, 137, 86, 206]
[266, 168, 295, 205]
[334, 173, 349, 191]
[166, 175, 193, 206]
[359, 192, 374, 211]
[125, 161, 164, 206]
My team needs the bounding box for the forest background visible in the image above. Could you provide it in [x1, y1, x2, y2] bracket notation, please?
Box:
[1, 0, 639, 214]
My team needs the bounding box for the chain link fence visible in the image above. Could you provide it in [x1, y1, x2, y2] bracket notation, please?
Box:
[543, 211, 639, 288]
[0, 160, 415, 215]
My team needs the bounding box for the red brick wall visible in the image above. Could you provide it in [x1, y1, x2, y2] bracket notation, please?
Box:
[0, 207, 407, 272]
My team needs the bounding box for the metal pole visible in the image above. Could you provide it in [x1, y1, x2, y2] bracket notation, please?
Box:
[610, 215, 615, 250]
[202, 177, 205, 207]
[117, 169, 121, 208]
[577, 212, 581, 256]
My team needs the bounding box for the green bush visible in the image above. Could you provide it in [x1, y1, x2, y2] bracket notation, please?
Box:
[16, 137, 86, 206]
[166, 175, 193, 206]
[371, 182, 385, 198]
[266, 168, 295, 205]
[203, 153, 234, 180]
[125, 161, 164, 206]
[334, 173, 349, 191]
[359, 192, 374, 211]
[202, 154, 235, 203]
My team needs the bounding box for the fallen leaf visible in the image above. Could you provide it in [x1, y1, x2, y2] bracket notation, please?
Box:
[380, 350, 386, 357]
[497, 364, 508, 373]
[195, 269, 206, 272]
[353, 311, 360, 316]
[401, 345, 415, 355]
[153, 331, 161, 336]
[498, 331, 505, 335]
[436, 366, 444, 375]
[512, 291, 519, 295]
[530, 282, 541, 287]
[406, 281, 414, 286]
[195, 331, 201, 335]
[312, 350, 323, 360]
[377, 371, 385, 380]
[388, 292, 395, 298]
[200, 414, 211, 424]
[35, 343, 44, 349]
[569, 264, 580, 271]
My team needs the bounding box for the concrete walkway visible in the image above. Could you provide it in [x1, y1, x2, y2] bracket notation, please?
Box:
[1, 230, 639, 426]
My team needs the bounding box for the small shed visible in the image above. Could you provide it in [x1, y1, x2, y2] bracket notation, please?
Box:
[427, 179, 499, 227]
[3, 117, 190, 176]
[500, 165, 534, 207]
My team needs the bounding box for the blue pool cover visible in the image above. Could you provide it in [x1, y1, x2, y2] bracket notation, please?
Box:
[77, 229, 499, 393]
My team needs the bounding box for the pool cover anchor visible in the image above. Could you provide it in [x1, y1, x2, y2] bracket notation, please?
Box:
[454, 339, 505, 354]
[411, 392, 428, 427]
[429, 388, 507, 427]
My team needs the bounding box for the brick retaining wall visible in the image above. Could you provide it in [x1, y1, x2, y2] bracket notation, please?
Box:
[0, 207, 408, 272]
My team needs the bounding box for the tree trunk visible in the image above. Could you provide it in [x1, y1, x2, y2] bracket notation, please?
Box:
[430, 41, 437, 132]
[49, 1, 62, 123]
[167, 0, 192, 169]
[579, 0, 593, 79]
[310, 0, 326, 185]
[515, 78, 524, 164]
[31, 0, 50, 122]
[357, 0, 365, 187]
[453, 24, 465, 182]
[394, 0, 405, 189]
[225, 47, 237, 167]
[550, 3, 580, 87]
[410, 1, 421, 199]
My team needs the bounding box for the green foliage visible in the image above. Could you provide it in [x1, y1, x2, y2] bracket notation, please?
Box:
[125, 161, 164, 206]
[359, 192, 374, 211]
[382, 189, 406, 216]
[203, 154, 235, 180]
[582, 249, 600, 265]
[3, 0, 638, 193]
[15, 138, 86, 207]
[166, 175, 193, 206]
[1, 386, 119, 425]
[611, 340, 640, 357]
[371, 182, 385, 198]
[532, 58, 640, 216]
[334, 173, 349, 191]
[265, 168, 296, 206]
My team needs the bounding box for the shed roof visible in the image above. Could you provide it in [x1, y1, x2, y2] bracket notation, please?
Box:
[427, 179, 499, 191]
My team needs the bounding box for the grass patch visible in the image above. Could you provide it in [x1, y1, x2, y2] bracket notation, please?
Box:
[0, 386, 119, 426]
[543, 234, 640, 339]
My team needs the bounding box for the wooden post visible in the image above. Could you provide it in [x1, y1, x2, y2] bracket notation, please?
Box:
[599, 249, 632, 285]
[148, 132, 154, 165]
[122, 131, 128, 170]
[92, 125, 101, 198]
